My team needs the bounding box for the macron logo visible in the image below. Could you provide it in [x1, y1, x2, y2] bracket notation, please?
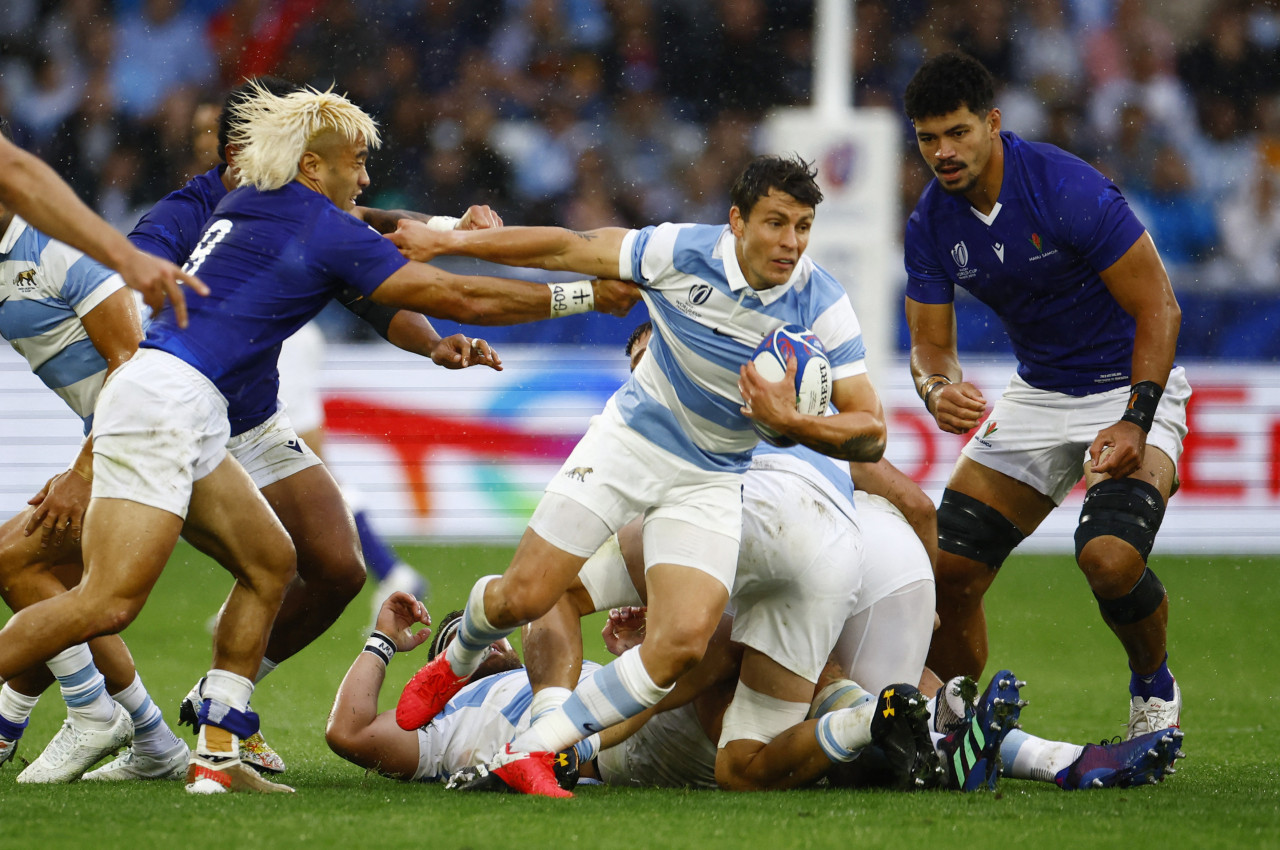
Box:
[993, 243, 1005, 263]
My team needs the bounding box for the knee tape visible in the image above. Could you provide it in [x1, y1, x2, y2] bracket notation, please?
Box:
[1095, 566, 1167, 625]
[937, 489, 1025, 569]
[718, 680, 809, 748]
[1074, 478, 1166, 562]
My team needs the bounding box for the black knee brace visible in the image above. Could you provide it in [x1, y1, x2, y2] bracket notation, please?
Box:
[1095, 566, 1167, 625]
[937, 489, 1025, 569]
[1075, 478, 1166, 562]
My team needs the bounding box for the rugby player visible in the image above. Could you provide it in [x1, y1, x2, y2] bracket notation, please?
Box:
[0, 188, 186, 783]
[0, 84, 638, 795]
[390, 155, 889, 797]
[902, 52, 1187, 737]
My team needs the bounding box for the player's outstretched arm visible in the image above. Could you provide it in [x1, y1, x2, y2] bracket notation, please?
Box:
[370, 262, 640, 324]
[325, 592, 430, 780]
[906, 296, 986, 433]
[0, 139, 208, 326]
[389, 221, 630, 280]
[355, 203, 503, 235]
[1091, 232, 1182, 478]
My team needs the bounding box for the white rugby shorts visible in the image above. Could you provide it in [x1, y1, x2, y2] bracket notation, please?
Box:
[960, 366, 1192, 504]
[91, 349, 230, 519]
[834, 492, 936, 692]
[277, 321, 326, 435]
[226, 407, 322, 490]
[531, 402, 743, 590]
[729, 466, 863, 684]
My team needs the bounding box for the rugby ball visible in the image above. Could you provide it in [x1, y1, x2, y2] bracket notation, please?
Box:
[749, 324, 832, 447]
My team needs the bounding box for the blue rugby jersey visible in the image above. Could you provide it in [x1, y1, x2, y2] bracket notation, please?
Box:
[129, 166, 227, 265]
[905, 132, 1148, 396]
[0, 216, 128, 432]
[141, 182, 408, 434]
[616, 223, 866, 473]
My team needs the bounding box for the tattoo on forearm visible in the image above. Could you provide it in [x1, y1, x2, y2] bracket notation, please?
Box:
[570, 230, 599, 242]
[811, 433, 885, 462]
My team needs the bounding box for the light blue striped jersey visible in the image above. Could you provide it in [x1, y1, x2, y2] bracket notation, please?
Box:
[615, 223, 866, 472]
[750, 442, 858, 525]
[419, 661, 600, 782]
[0, 216, 127, 432]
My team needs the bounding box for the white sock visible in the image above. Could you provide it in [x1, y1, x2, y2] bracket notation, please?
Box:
[0, 684, 41, 733]
[814, 699, 877, 762]
[446, 576, 508, 677]
[202, 669, 254, 713]
[1000, 729, 1084, 782]
[112, 674, 183, 757]
[47, 644, 116, 726]
[530, 687, 572, 722]
[513, 648, 670, 754]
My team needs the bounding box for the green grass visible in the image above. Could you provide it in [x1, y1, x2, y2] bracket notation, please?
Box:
[3, 546, 1279, 849]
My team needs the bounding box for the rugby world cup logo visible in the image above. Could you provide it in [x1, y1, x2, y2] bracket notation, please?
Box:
[689, 283, 712, 305]
[950, 242, 969, 268]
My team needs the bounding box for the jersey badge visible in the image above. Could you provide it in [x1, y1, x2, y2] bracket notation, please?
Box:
[974, 419, 999, 448]
[993, 242, 1005, 263]
[12, 269, 37, 292]
[1027, 233, 1059, 262]
[950, 241, 976, 280]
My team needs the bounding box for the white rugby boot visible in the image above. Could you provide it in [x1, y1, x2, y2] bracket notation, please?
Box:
[83, 740, 190, 781]
[17, 703, 133, 783]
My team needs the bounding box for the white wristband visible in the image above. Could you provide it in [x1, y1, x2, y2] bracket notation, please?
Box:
[549, 280, 595, 317]
[363, 631, 397, 667]
[426, 215, 461, 232]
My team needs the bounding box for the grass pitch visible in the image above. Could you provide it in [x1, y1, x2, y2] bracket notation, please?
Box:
[2, 545, 1278, 849]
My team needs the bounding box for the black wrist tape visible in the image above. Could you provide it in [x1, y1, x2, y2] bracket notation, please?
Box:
[1120, 381, 1162, 433]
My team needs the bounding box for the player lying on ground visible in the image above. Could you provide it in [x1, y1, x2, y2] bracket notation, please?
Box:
[329, 596, 1183, 792]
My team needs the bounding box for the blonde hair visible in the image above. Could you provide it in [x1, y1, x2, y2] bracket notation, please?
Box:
[229, 81, 381, 191]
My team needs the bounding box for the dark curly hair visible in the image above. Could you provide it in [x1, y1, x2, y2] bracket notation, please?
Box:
[427, 609, 464, 662]
[903, 52, 996, 122]
[729, 154, 823, 220]
[625, 321, 653, 359]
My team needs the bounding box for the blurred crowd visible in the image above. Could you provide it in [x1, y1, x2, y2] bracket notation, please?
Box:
[3, 0, 1279, 320]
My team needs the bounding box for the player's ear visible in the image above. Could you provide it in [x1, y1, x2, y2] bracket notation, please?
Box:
[987, 107, 1001, 134]
[729, 205, 745, 238]
[297, 149, 323, 180]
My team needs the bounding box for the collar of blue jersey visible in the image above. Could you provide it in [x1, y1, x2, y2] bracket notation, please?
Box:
[720, 228, 804, 305]
[0, 215, 27, 254]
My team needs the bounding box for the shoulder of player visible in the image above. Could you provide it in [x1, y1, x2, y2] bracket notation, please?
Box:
[1007, 132, 1110, 193]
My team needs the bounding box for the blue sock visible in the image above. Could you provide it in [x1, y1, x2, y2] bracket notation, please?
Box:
[354, 509, 399, 582]
[1130, 656, 1175, 701]
[0, 715, 27, 741]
